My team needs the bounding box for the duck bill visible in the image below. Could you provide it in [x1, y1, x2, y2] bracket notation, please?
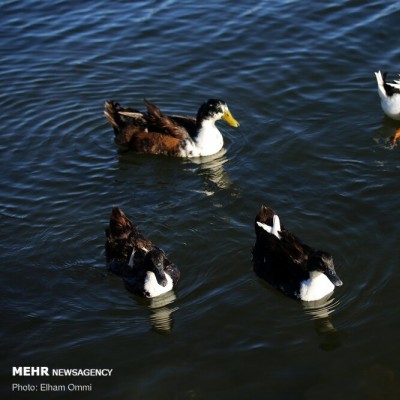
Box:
[222, 110, 240, 127]
[326, 268, 343, 287]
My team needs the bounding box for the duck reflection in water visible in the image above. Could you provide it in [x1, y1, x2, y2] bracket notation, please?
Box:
[129, 290, 179, 334]
[188, 150, 240, 196]
[148, 291, 179, 334]
[302, 296, 344, 351]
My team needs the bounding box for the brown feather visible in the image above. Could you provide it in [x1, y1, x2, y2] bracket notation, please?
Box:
[143, 99, 192, 140]
[104, 99, 195, 154]
[128, 130, 182, 156]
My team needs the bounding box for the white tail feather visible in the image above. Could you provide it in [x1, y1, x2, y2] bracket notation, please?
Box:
[271, 215, 281, 239]
[256, 214, 281, 240]
[375, 70, 384, 86]
[388, 82, 400, 90]
[375, 70, 400, 90]
[375, 70, 389, 100]
[128, 249, 136, 267]
[256, 221, 272, 233]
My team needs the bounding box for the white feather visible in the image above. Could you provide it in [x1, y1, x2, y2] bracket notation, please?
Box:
[128, 250, 136, 267]
[179, 120, 224, 157]
[144, 271, 173, 298]
[128, 246, 151, 268]
[256, 215, 281, 239]
[271, 215, 281, 239]
[299, 271, 335, 302]
[257, 221, 273, 233]
[375, 70, 400, 120]
[388, 82, 400, 90]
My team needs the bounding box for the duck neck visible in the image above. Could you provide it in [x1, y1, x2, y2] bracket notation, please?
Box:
[192, 119, 223, 155]
[144, 271, 173, 297]
[299, 271, 335, 302]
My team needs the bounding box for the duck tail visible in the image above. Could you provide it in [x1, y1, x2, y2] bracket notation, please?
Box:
[376, 70, 389, 96]
[388, 77, 400, 91]
[375, 70, 384, 86]
[374, 70, 400, 97]
[374, 70, 387, 98]
[256, 205, 276, 226]
[108, 206, 135, 239]
[271, 215, 282, 239]
[104, 100, 124, 130]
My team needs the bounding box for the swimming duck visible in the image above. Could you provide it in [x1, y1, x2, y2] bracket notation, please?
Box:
[104, 98, 239, 157]
[105, 207, 180, 298]
[252, 205, 343, 302]
[375, 71, 400, 146]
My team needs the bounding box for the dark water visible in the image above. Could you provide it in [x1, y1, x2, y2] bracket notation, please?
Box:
[1, 0, 400, 399]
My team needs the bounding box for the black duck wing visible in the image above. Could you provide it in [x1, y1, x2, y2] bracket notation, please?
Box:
[277, 230, 309, 265]
[164, 261, 180, 285]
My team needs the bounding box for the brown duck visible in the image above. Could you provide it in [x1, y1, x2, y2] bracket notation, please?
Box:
[104, 98, 239, 157]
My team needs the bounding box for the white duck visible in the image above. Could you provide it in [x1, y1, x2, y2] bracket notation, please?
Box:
[375, 70, 400, 146]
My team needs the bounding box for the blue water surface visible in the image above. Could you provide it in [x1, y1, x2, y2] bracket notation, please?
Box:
[1, 1, 400, 399]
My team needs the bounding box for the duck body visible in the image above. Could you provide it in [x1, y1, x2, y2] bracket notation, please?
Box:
[105, 207, 180, 298]
[252, 205, 342, 302]
[375, 71, 400, 120]
[104, 99, 239, 157]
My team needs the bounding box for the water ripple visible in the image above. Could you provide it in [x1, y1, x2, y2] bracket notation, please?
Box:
[2, 0, 400, 398]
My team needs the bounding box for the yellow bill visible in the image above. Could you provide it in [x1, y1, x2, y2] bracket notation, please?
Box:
[222, 109, 240, 127]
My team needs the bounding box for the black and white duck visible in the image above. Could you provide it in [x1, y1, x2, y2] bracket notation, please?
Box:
[252, 205, 342, 301]
[375, 70, 400, 146]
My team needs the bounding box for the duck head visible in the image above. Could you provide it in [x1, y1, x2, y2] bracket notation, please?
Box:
[196, 99, 240, 129]
[307, 251, 343, 287]
[144, 248, 169, 287]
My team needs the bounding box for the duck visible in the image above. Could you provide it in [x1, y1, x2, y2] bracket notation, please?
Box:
[104, 98, 239, 157]
[252, 205, 343, 302]
[105, 207, 180, 298]
[374, 70, 400, 146]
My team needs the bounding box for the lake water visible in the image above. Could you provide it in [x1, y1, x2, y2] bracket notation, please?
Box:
[1, 0, 400, 399]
